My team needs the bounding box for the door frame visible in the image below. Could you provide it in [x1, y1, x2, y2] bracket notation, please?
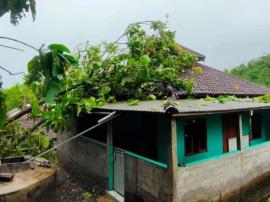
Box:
[222, 113, 240, 153]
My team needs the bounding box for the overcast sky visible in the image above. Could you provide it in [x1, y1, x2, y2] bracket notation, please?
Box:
[1, 0, 270, 88]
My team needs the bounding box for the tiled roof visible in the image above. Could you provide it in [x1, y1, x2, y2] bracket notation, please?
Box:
[177, 64, 270, 97]
[97, 99, 270, 115]
[175, 43, 205, 61]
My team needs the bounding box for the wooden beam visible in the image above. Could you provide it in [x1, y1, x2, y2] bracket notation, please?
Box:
[168, 117, 178, 202]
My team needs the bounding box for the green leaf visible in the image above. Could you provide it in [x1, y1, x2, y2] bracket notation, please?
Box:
[146, 94, 156, 100]
[140, 55, 151, 66]
[99, 86, 111, 97]
[204, 95, 215, 102]
[108, 96, 116, 103]
[51, 50, 64, 80]
[39, 135, 50, 149]
[77, 105, 82, 116]
[82, 192, 92, 200]
[31, 95, 40, 117]
[128, 99, 139, 106]
[44, 81, 61, 104]
[62, 53, 78, 65]
[120, 77, 134, 86]
[48, 44, 71, 53]
[80, 97, 97, 111]
[0, 90, 7, 128]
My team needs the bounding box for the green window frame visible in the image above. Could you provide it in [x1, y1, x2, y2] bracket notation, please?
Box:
[184, 118, 207, 156]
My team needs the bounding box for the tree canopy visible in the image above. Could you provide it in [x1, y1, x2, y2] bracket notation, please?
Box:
[25, 20, 198, 131]
[0, 0, 36, 25]
[226, 54, 270, 87]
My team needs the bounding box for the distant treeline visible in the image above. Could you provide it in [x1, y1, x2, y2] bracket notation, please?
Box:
[226, 54, 270, 87]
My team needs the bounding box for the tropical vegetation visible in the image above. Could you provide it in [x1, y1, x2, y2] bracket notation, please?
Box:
[24, 20, 198, 131]
[226, 54, 270, 87]
[3, 84, 37, 111]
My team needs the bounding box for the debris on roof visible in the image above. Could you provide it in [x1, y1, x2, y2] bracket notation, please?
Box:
[173, 43, 205, 61]
[97, 99, 270, 115]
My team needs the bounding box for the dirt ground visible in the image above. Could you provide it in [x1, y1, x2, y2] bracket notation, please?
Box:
[45, 166, 112, 202]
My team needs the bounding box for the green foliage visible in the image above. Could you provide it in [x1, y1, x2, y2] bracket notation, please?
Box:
[0, 83, 49, 158]
[253, 94, 270, 103]
[128, 99, 139, 106]
[203, 95, 237, 103]
[82, 192, 92, 200]
[25, 44, 78, 104]
[25, 20, 198, 131]
[0, 121, 52, 158]
[3, 84, 39, 113]
[227, 54, 270, 87]
[0, 78, 6, 128]
[0, 89, 6, 128]
[0, 0, 36, 25]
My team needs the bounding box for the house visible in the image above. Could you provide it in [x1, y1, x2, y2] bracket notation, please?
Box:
[58, 50, 270, 202]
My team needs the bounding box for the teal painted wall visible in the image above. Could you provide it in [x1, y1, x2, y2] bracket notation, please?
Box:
[177, 114, 223, 164]
[250, 110, 270, 145]
[242, 113, 250, 136]
[262, 110, 270, 140]
[157, 116, 169, 164]
[175, 110, 270, 164]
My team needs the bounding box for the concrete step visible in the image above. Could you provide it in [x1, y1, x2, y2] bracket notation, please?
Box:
[106, 190, 124, 202]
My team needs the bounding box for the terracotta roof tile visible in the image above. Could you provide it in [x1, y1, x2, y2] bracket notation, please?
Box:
[177, 63, 270, 97]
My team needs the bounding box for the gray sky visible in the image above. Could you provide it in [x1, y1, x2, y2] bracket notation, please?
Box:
[1, 0, 270, 88]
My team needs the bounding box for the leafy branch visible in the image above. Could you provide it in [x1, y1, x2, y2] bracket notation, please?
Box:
[24, 20, 198, 131]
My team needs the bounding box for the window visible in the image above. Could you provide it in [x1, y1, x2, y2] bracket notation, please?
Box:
[184, 118, 207, 156]
[251, 113, 261, 140]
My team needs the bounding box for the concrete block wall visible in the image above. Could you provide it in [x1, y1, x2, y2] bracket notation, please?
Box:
[57, 131, 108, 187]
[125, 154, 170, 202]
[176, 143, 270, 202]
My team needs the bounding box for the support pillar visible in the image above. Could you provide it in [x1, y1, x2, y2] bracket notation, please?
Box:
[239, 114, 244, 151]
[107, 121, 114, 191]
[168, 117, 178, 202]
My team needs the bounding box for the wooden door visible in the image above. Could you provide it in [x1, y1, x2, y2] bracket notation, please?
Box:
[222, 114, 239, 153]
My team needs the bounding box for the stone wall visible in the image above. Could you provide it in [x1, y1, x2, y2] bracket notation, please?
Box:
[176, 143, 270, 202]
[57, 132, 108, 187]
[125, 154, 170, 202]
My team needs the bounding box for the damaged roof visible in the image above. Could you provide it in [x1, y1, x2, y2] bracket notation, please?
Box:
[177, 64, 270, 98]
[97, 99, 270, 116]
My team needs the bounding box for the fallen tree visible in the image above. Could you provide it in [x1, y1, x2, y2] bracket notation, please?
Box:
[25, 20, 198, 131]
[0, 20, 198, 157]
